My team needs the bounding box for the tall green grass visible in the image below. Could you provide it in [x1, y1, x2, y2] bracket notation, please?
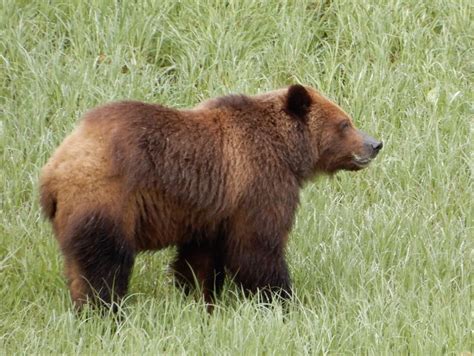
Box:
[1, 0, 471, 354]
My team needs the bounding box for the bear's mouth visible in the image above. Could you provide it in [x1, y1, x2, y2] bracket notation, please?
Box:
[352, 154, 372, 168]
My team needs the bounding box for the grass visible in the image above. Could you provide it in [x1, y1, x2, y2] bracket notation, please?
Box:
[1, 0, 472, 354]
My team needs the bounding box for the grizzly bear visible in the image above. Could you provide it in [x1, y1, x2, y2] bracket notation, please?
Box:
[39, 84, 382, 309]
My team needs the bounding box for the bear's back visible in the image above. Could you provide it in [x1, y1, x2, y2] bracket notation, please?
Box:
[40, 100, 258, 230]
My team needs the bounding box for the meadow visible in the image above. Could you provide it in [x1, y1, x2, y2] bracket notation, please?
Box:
[0, 0, 472, 354]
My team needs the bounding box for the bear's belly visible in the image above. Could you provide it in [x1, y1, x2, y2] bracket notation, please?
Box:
[131, 190, 223, 252]
[131, 191, 189, 251]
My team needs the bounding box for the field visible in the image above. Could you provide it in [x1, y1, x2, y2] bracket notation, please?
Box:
[0, 0, 472, 354]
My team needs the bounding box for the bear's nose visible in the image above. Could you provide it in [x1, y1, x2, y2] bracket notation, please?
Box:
[359, 130, 383, 157]
[372, 141, 383, 152]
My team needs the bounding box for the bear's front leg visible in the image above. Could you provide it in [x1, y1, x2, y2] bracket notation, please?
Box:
[171, 239, 225, 308]
[224, 178, 299, 302]
[225, 208, 293, 302]
[225, 241, 292, 302]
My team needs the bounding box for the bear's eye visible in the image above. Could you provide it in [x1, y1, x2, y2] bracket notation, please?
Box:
[339, 120, 351, 131]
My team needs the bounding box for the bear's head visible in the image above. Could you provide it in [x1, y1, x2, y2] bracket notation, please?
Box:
[285, 84, 383, 174]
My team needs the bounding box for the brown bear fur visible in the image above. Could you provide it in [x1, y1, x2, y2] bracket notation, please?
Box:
[39, 85, 382, 309]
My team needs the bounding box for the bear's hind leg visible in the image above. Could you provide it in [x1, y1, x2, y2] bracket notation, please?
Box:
[171, 239, 225, 307]
[64, 258, 89, 310]
[62, 212, 135, 310]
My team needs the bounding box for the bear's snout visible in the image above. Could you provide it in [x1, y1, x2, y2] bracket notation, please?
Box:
[360, 130, 383, 158]
[370, 140, 383, 157]
[349, 130, 383, 169]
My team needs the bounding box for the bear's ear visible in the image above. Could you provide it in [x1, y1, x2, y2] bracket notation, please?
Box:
[286, 84, 312, 120]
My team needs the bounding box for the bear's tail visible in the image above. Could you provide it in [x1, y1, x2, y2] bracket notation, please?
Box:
[39, 183, 57, 221]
